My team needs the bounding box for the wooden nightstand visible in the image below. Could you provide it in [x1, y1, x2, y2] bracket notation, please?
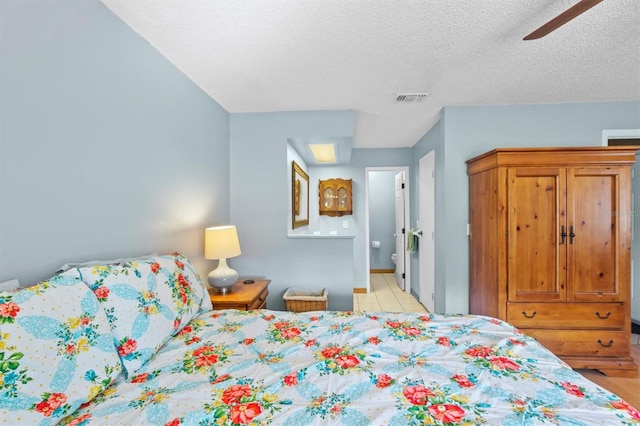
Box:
[208, 279, 270, 311]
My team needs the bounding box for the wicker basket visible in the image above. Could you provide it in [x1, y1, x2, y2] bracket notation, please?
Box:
[283, 288, 328, 312]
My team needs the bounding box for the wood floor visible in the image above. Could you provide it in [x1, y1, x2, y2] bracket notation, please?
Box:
[576, 342, 640, 409]
[359, 273, 639, 409]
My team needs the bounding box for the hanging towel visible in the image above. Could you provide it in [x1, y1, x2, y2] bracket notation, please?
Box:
[407, 229, 418, 253]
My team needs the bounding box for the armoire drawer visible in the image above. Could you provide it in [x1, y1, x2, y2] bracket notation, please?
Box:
[525, 329, 630, 357]
[507, 303, 625, 329]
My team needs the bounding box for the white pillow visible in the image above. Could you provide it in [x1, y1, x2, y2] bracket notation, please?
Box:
[56, 253, 159, 273]
[0, 278, 19, 291]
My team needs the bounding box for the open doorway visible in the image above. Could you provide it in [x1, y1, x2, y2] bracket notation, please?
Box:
[365, 167, 411, 295]
[603, 129, 640, 333]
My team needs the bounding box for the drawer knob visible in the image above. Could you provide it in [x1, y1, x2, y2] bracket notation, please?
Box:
[521, 311, 537, 318]
[595, 311, 611, 319]
[597, 339, 614, 348]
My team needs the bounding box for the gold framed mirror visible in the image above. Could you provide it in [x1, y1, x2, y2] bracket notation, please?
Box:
[292, 161, 309, 229]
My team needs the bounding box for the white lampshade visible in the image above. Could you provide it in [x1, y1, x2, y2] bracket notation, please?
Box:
[205, 225, 241, 260]
[204, 225, 241, 293]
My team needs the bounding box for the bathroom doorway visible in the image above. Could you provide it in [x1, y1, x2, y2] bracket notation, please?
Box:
[365, 166, 411, 294]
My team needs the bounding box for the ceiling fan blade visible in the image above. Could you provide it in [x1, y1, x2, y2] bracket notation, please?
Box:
[523, 0, 604, 40]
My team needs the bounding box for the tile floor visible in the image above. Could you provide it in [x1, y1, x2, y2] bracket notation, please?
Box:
[353, 273, 429, 313]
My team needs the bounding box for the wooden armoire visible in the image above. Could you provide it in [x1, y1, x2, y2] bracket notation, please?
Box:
[467, 147, 638, 377]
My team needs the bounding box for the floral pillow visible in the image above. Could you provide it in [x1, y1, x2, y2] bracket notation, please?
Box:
[0, 274, 122, 425]
[62, 253, 210, 377]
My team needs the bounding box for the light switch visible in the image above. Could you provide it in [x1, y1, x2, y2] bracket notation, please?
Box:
[343, 220, 349, 229]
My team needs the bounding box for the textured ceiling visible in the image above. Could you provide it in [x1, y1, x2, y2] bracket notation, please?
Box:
[101, 0, 640, 149]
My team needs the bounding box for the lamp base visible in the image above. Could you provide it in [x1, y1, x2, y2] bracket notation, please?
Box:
[209, 285, 233, 295]
[207, 258, 238, 294]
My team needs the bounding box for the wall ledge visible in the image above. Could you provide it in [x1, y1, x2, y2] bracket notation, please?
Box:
[287, 234, 355, 239]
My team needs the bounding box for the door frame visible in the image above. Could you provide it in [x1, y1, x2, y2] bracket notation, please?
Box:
[602, 128, 640, 323]
[601, 129, 640, 146]
[365, 166, 411, 294]
[419, 150, 436, 311]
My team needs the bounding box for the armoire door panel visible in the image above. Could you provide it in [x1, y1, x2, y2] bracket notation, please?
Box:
[507, 168, 566, 302]
[568, 168, 623, 301]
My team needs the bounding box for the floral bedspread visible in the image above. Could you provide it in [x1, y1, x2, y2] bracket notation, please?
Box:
[61, 309, 639, 426]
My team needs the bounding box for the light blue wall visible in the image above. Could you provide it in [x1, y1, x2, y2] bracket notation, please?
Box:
[230, 121, 412, 310]
[0, 0, 230, 284]
[411, 101, 640, 314]
[229, 111, 356, 311]
[369, 171, 396, 270]
[316, 149, 413, 290]
[3, 2, 638, 317]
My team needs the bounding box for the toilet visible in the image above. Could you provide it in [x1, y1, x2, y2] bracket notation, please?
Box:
[390, 253, 403, 287]
[391, 253, 398, 277]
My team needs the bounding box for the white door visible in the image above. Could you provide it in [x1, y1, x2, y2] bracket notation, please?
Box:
[394, 171, 406, 291]
[419, 151, 435, 311]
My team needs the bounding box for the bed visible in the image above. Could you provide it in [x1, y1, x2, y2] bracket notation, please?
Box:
[1, 254, 638, 425]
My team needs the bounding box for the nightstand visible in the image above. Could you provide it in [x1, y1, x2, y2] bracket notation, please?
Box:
[208, 279, 270, 311]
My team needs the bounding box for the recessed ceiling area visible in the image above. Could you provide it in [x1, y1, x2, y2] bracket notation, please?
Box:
[100, 0, 640, 149]
[289, 137, 353, 166]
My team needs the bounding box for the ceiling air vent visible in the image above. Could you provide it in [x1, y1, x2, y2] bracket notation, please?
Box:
[395, 93, 429, 103]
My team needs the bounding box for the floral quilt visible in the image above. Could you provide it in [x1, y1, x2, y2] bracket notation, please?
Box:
[2, 252, 637, 425]
[59, 310, 639, 426]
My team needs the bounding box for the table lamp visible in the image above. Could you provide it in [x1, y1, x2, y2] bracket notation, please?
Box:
[204, 225, 241, 293]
